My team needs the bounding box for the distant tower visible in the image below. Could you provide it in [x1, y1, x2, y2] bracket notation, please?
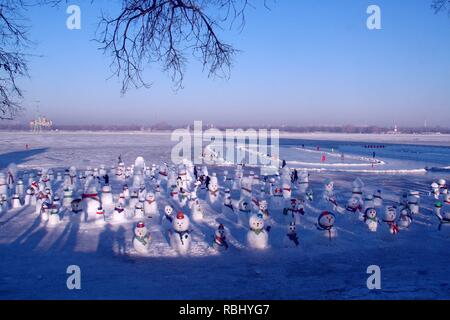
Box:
[394, 124, 398, 134]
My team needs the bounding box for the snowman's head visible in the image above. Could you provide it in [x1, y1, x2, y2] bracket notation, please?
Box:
[209, 182, 218, 192]
[384, 206, 397, 221]
[240, 201, 249, 211]
[173, 211, 190, 232]
[288, 221, 296, 234]
[216, 224, 226, 238]
[26, 188, 33, 195]
[347, 197, 360, 209]
[318, 211, 335, 227]
[431, 182, 439, 190]
[102, 185, 111, 193]
[135, 222, 147, 237]
[146, 192, 155, 201]
[324, 179, 334, 192]
[438, 179, 446, 187]
[259, 200, 268, 212]
[249, 214, 265, 231]
[400, 207, 410, 217]
[164, 205, 173, 216]
[365, 208, 377, 219]
[365, 195, 374, 204]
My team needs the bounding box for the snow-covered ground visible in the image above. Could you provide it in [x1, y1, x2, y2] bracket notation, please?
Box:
[0, 131, 449, 300]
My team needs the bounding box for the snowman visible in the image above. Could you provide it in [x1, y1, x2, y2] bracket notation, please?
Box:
[95, 206, 106, 225]
[62, 188, 73, 208]
[434, 201, 450, 231]
[395, 206, 411, 229]
[364, 208, 379, 232]
[258, 199, 271, 221]
[48, 169, 55, 181]
[382, 206, 399, 235]
[321, 179, 341, 212]
[351, 178, 364, 201]
[128, 190, 139, 210]
[35, 192, 49, 215]
[240, 177, 253, 200]
[208, 175, 220, 205]
[363, 195, 375, 211]
[191, 199, 204, 221]
[40, 201, 51, 222]
[161, 205, 174, 230]
[373, 190, 383, 208]
[48, 204, 61, 227]
[247, 213, 269, 250]
[407, 191, 420, 215]
[100, 185, 114, 213]
[0, 173, 9, 196]
[316, 211, 337, 240]
[138, 183, 147, 199]
[52, 195, 61, 208]
[223, 188, 234, 213]
[122, 184, 130, 200]
[169, 211, 191, 255]
[24, 187, 35, 206]
[56, 172, 63, 182]
[187, 191, 197, 210]
[112, 204, 127, 222]
[438, 179, 448, 195]
[284, 221, 300, 248]
[15, 179, 25, 198]
[282, 182, 292, 200]
[0, 194, 8, 213]
[81, 185, 101, 222]
[283, 198, 305, 225]
[431, 182, 440, 200]
[118, 193, 126, 206]
[212, 224, 229, 251]
[169, 185, 179, 203]
[346, 196, 363, 214]
[179, 188, 189, 207]
[297, 170, 309, 194]
[11, 194, 22, 209]
[133, 221, 150, 254]
[143, 192, 158, 218]
[270, 186, 284, 209]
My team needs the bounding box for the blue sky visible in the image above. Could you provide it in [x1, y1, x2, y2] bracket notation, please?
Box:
[17, 0, 450, 127]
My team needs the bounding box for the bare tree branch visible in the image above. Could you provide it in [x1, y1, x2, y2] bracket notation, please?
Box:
[97, 0, 254, 93]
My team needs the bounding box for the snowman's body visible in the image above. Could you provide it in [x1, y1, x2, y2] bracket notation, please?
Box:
[435, 197, 450, 231]
[0, 174, 8, 196]
[407, 192, 420, 215]
[11, 194, 22, 209]
[112, 205, 127, 222]
[95, 207, 106, 225]
[48, 205, 60, 227]
[62, 189, 73, 208]
[81, 188, 101, 222]
[188, 192, 198, 210]
[283, 198, 304, 225]
[223, 189, 234, 212]
[364, 208, 378, 232]
[246, 214, 269, 249]
[297, 171, 309, 194]
[169, 212, 191, 255]
[40, 202, 51, 223]
[270, 187, 284, 209]
[15, 180, 25, 198]
[24, 188, 35, 206]
[133, 222, 150, 254]
[282, 182, 292, 200]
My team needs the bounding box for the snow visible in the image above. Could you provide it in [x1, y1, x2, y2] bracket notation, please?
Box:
[0, 131, 450, 299]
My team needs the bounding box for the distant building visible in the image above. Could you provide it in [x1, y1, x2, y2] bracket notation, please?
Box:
[29, 116, 53, 133]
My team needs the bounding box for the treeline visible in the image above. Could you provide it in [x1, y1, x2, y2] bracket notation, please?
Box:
[0, 122, 449, 134]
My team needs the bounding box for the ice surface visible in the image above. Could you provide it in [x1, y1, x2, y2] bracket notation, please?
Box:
[0, 131, 449, 299]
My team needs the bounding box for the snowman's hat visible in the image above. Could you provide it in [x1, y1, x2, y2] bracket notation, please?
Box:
[218, 224, 225, 230]
[256, 213, 263, 219]
[435, 201, 443, 208]
[137, 221, 145, 228]
[177, 211, 184, 220]
[318, 211, 336, 222]
[289, 221, 296, 227]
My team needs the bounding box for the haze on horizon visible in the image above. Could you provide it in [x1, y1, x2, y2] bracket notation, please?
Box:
[14, 0, 450, 128]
